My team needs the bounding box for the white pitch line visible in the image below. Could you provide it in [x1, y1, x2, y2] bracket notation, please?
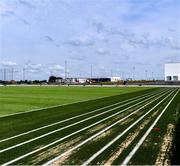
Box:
[0, 88, 153, 118]
[0, 88, 165, 153]
[42, 89, 173, 166]
[0, 88, 163, 143]
[1, 89, 169, 165]
[81, 89, 176, 166]
[121, 88, 180, 165]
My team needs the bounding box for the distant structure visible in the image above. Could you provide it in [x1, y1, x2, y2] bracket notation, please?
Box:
[165, 63, 180, 81]
[48, 76, 121, 84]
[110, 77, 121, 82]
[48, 76, 63, 83]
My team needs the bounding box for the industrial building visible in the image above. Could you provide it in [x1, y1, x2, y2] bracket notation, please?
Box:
[165, 63, 180, 81]
[48, 76, 63, 83]
[48, 76, 121, 84]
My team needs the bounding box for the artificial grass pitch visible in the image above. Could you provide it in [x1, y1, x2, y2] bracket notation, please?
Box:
[0, 86, 150, 116]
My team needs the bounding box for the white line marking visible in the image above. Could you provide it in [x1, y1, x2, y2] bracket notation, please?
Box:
[1, 89, 169, 165]
[0, 88, 165, 153]
[42, 89, 173, 166]
[81, 89, 176, 166]
[0, 89, 163, 143]
[121, 88, 180, 165]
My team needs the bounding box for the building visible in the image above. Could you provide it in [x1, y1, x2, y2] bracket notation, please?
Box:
[48, 76, 63, 83]
[90, 78, 111, 83]
[110, 77, 121, 82]
[165, 63, 180, 81]
[48, 76, 122, 84]
[66, 78, 88, 84]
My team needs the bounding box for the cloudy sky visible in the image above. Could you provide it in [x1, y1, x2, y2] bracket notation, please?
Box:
[0, 0, 180, 80]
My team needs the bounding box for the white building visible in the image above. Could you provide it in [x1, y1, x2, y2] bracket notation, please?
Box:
[110, 77, 121, 82]
[165, 63, 180, 81]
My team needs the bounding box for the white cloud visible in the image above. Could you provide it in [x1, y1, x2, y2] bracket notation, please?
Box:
[25, 63, 42, 69]
[1, 60, 18, 67]
[0, 0, 179, 80]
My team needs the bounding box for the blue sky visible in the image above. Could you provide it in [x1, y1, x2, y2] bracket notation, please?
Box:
[0, 0, 180, 80]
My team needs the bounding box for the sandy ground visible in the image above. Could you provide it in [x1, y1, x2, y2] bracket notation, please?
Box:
[104, 111, 158, 165]
[155, 124, 175, 166]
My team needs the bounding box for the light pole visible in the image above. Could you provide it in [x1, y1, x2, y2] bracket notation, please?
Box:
[11, 68, 14, 80]
[4, 68, 6, 81]
[67, 72, 70, 78]
[145, 70, 148, 80]
[122, 71, 124, 80]
[133, 66, 135, 80]
[152, 72, 154, 80]
[64, 60, 67, 80]
[90, 65, 93, 79]
[22, 68, 26, 81]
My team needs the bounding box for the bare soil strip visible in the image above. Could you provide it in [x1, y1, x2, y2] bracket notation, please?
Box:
[104, 111, 158, 165]
[0, 88, 161, 144]
[121, 89, 179, 165]
[81, 89, 176, 166]
[45, 89, 172, 165]
[155, 124, 175, 166]
[0, 89, 165, 155]
[0, 88, 173, 165]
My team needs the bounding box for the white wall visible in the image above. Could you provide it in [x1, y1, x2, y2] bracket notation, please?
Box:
[110, 77, 121, 82]
[165, 63, 180, 81]
[77, 78, 87, 83]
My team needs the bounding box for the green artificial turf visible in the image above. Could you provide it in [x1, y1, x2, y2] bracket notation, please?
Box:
[0, 86, 150, 116]
[128, 88, 180, 165]
[0, 87, 178, 165]
[0, 87, 157, 164]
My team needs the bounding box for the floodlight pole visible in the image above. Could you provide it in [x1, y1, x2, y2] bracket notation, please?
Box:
[11, 68, 14, 80]
[23, 68, 25, 81]
[133, 66, 135, 80]
[90, 65, 92, 79]
[145, 70, 148, 80]
[152, 72, 154, 80]
[122, 71, 124, 80]
[4, 68, 6, 81]
[65, 60, 67, 80]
